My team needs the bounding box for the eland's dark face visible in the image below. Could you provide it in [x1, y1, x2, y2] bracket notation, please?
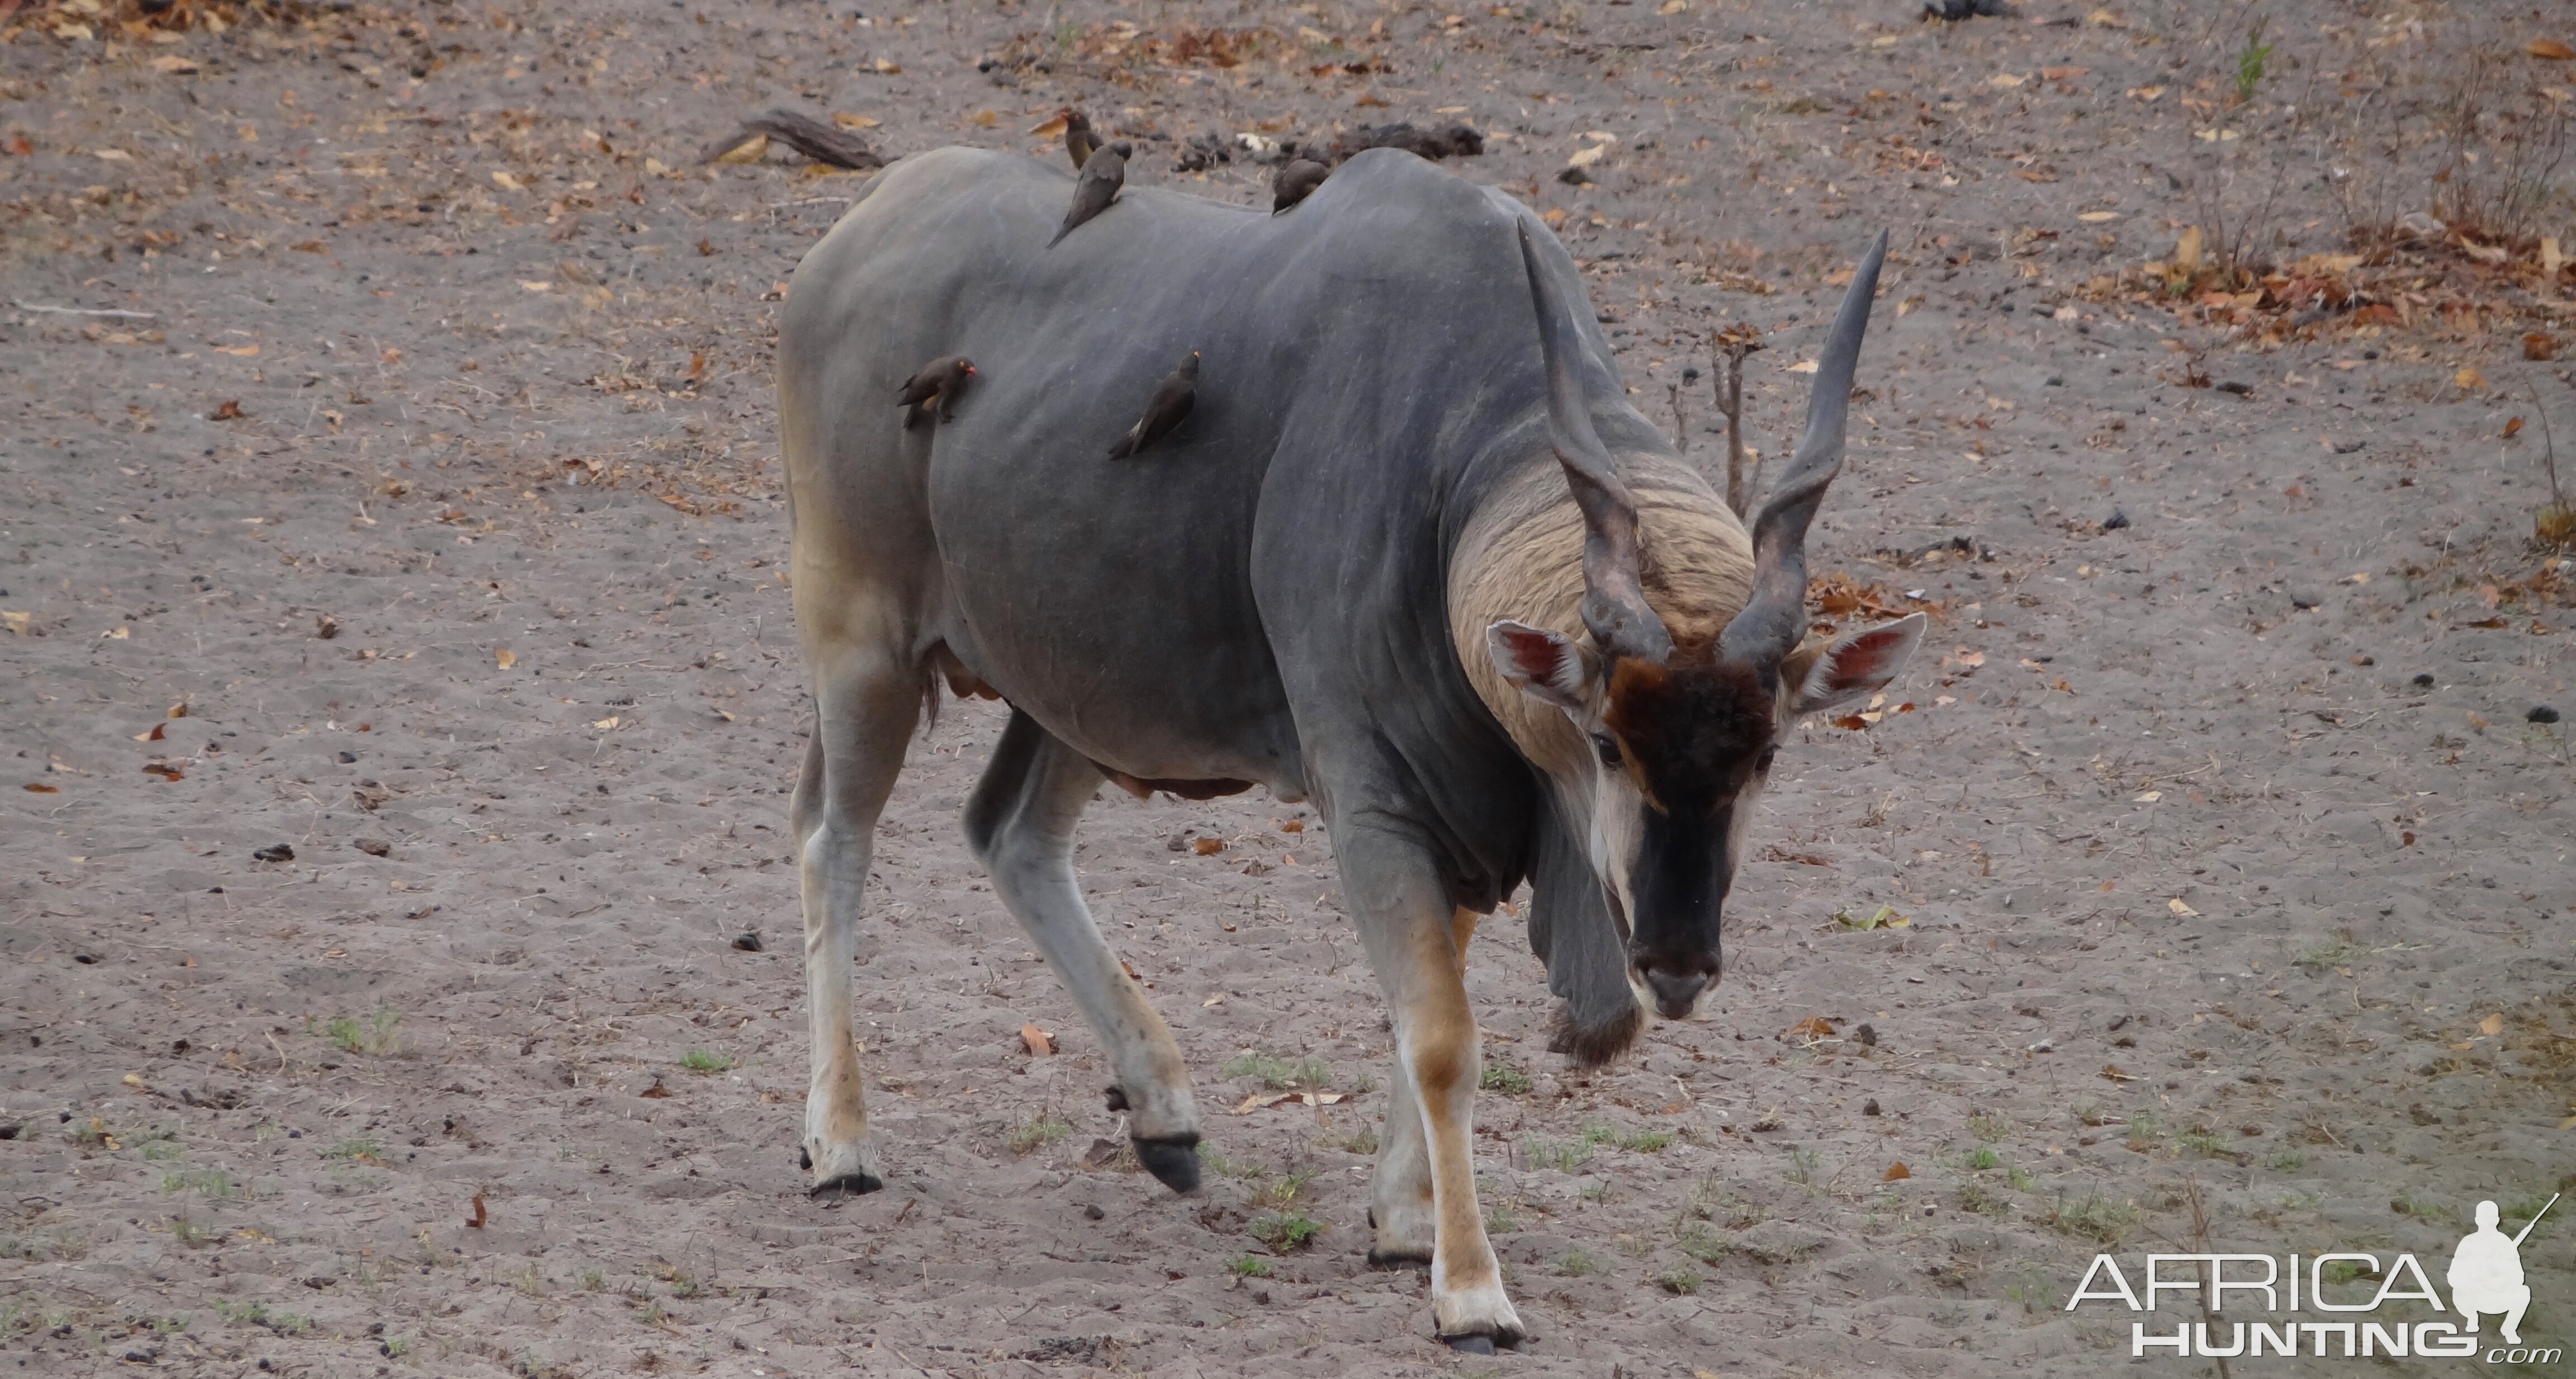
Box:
[1489, 616, 1924, 1021]
[1597, 653, 1773, 1017]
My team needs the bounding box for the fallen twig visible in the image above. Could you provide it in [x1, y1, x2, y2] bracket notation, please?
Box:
[14, 301, 158, 319]
[703, 109, 883, 170]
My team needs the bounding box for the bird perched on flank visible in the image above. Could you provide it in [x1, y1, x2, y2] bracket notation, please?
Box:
[1062, 110, 1098, 170]
[1048, 140, 1131, 248]
[1107, 352, 1198, 459]
[894, 355, 976, 428]
[1271, 158, 1329, 214]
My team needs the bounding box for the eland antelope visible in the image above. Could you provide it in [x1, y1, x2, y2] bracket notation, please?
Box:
[777, 145, 1918, 1350]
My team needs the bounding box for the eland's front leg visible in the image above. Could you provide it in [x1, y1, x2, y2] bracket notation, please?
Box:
[1339, 825, 1524, 1350]
[962, 709, 1201, 1191]
[789, 644, 921, 1194]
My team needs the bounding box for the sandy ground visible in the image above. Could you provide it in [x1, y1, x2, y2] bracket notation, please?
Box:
[4, 0, 2574, 1375]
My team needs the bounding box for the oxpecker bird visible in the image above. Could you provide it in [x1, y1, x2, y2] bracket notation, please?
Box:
[1063, 110, 1098, 170]
[1271, 158, 1329, 214]
[1048, 140, 1131, 248]
[1107, 352, 1199, 459]
[895, 355, 976, 427]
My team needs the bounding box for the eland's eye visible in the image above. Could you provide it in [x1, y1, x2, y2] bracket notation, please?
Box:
[1755, 746, 1778, 774]
[1591, 732, 1622, 768]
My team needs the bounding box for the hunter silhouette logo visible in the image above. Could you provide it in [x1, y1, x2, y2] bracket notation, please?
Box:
[2450, 1194, 2554, 1347]
[2064, 1193, 2560, 1362]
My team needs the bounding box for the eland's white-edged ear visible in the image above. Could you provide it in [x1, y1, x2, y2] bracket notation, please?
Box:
[1784, 612, 1926, 716]
[1487, 620, 1591, 710]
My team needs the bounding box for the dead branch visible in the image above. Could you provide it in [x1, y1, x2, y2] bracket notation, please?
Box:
[702, 109, 883, 170]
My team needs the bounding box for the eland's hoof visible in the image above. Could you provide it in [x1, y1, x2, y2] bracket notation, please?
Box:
[808, 1172, 884, 1198]
[1367, 1247, 1433, 1270]
[1131, 1136, 1200, 1193]
[1443, 1334, 1498, 1355]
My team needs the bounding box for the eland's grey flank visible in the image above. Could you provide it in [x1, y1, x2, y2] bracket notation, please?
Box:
[777, 144, 1919, 1350]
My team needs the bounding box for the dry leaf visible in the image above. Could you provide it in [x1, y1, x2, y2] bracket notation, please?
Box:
[1567, 143, 1606, 169]
[2132, 790, 2160, 802]
[1988, 73, 2026, 88]
[1787, 358, 1820, 374]
[2040, 65, 2089, 82]
[714, 134, 769, 164]
[2478, 1012, 2505, 1037]
[102, 626, 129, 640]
[2077, 211, 2118, 223]
[2101, 1064, 2135, 1082]
[2167, 898, 2199, 915]
[2454, 365, 2487, 390]
[1020, 1023, 1057, 1056]
[1658, 0, 1688, 12]
[518, 280, 552, 292]
[593, 716, 619, 730]
[1788, 1016, 1837, 1039]
[1, 611, 29, 636]
[494, 648, 517, 670]
[2529, 38, 2576, 60]
[1882, 1160, 1911, 1181]
[1192, 837, 1225, 856]
[2175, 225, 2203, 269]
[490, 169, 523, 191]
[2525, 333, 2562, 362]
[24, 783, 59, 794]
[212, 343, 258, 356]
[149, 54, 197, 74]
[467, 1194, 488, 1228]
[133, 722, 164, 742]
[639, 1078, 673, 1099]
[871, 59, 901, 74]
[209, 399, 243, 421]
[1830, 714, 1871, 731]
[2507, 417, 2528, 438]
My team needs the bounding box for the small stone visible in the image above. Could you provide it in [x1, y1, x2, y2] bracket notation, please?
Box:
[2531, 705, 2562, 725]
[253, 843, 295, 863]
[2045, 375, 2065, 386]
[1084, 1203, 1106, 1220]
[2412, 673, 2435, 688]
[2289, 592, 2322, 610]
[2215, 380, 2253, 396]
[1855, 1022, 1878, 1047]
[1862, 1099, 1881, 1117]
[731, 931, 764, 952]
[338, 750, 358, 763]
[354, 838, 391, 857]
[2101, 508, 2129, 531]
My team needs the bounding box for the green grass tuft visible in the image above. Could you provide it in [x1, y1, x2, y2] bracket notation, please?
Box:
[1249, 1213, 1323, 1252]
[1006, 1113, 1072, 1156]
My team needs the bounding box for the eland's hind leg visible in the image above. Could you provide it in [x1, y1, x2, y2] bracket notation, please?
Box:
[963, 709, 1201, 1192]
[790, 634, 921, 1194]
